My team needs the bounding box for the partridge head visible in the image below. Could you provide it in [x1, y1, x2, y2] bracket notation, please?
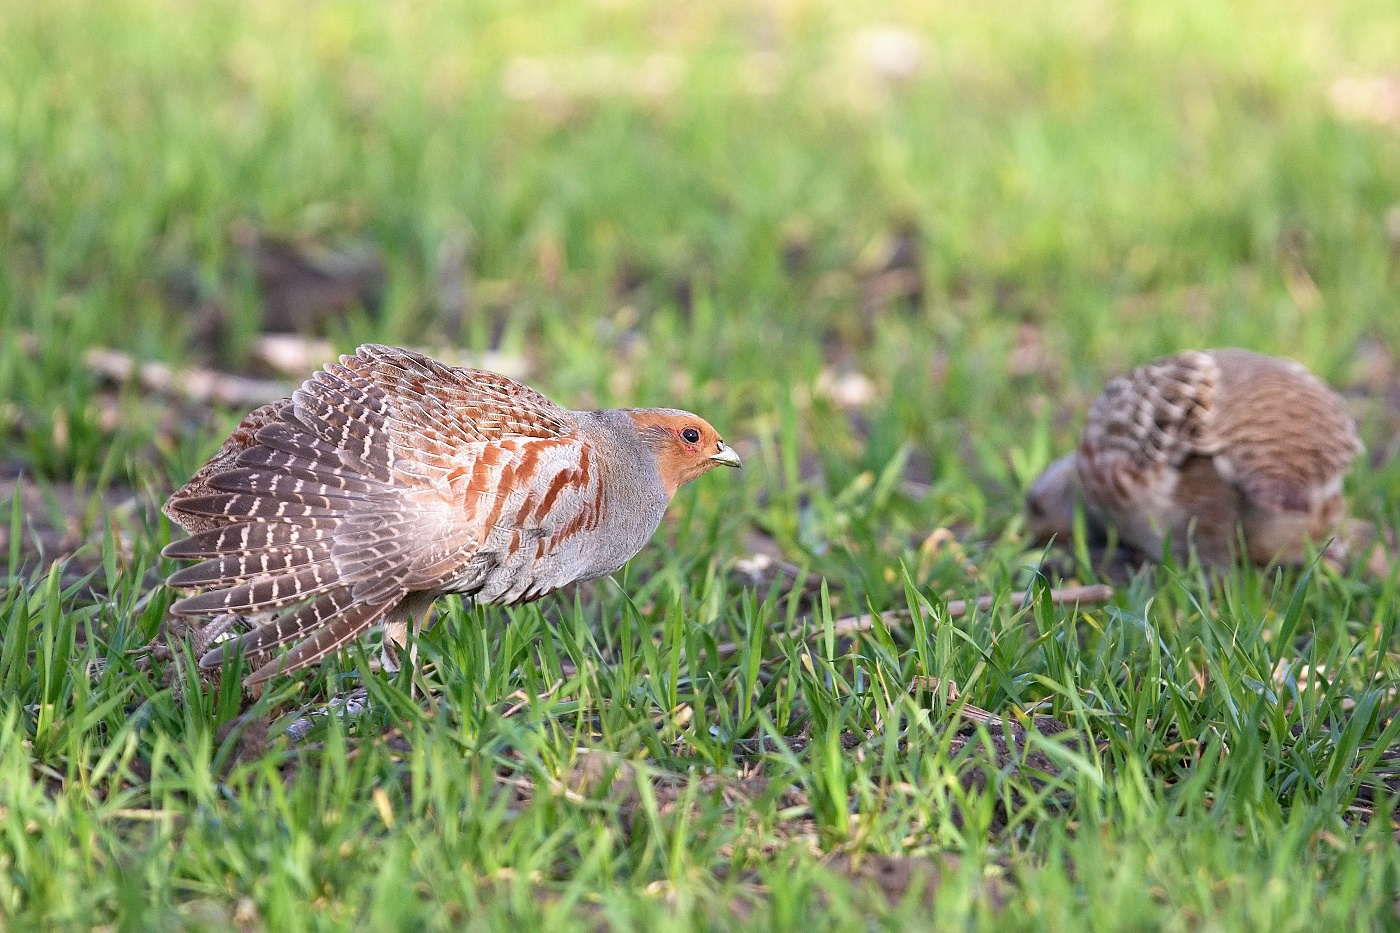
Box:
[162, 344, 740, 685]
[1025, 349, 1363, 569]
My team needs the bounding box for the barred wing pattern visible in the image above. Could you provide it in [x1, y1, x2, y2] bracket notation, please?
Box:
[164, 345, 606, 684]
[162, 400, 290, 535]
[1076, 350, 1220, 516]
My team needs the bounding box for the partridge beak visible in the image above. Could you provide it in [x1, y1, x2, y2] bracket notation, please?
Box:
[710, 441, 742, 468]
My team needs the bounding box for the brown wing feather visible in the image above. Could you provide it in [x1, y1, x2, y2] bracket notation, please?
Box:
[249, 598, 399, 684]
[350, 344, 572, 443]
[1077, 350, 1220, 512]
[163, 401, 290, 534]
[199, 587, 402, 685]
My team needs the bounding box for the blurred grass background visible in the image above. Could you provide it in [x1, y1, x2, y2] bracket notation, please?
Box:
[4, 0, 1400, 929]
[5, 0, 1400, 488]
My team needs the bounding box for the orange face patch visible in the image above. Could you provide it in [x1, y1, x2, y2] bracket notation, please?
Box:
[626, 409, 734, 497]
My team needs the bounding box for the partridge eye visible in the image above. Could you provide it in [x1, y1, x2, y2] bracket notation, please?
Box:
[681, 427, 701, 444]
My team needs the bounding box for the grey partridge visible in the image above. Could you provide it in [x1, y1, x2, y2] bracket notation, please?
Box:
[162, 344, 741, 685]
[1025, 349, 1363, 569]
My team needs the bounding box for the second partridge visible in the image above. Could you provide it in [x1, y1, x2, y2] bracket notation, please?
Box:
[1025, 349, 1362, 568]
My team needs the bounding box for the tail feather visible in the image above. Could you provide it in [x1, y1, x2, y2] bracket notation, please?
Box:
[230, 592, 404, 686]
[162, 522, 335, 560]
[208, 468, 372, 503]
[199, 587, 355, 669]
[172, 563, 346, 616]
[245, 613, 386, 684]
[166, 542, 336, 589]
[167, 492, 346, 521]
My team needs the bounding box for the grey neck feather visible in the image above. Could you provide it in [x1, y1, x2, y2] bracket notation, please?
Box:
[572, 409, 671, 570]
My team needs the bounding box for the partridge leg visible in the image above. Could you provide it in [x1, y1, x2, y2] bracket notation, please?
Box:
[140, 609, 264, 671]
[379, 591, 441, 700]
[378, 591, 440, 667]
[192, 611, 266, 658]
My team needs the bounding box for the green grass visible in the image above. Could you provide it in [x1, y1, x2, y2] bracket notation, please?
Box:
[4, 0, 1400, 928]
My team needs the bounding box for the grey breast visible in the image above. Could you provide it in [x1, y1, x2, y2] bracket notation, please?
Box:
[571, 409, 670, 580]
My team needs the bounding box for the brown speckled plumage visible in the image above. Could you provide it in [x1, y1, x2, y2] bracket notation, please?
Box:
[162, 344, 740, 685]
[1026, 349, 1362, 568]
